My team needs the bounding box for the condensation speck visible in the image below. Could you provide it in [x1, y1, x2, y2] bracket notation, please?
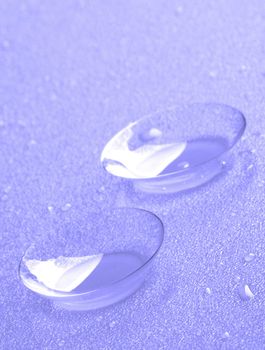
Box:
[61, 203, 71, 212]
[238, 284, 255, 300]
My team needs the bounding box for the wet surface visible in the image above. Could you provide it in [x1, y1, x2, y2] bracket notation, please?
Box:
[1, 0, 265, 349]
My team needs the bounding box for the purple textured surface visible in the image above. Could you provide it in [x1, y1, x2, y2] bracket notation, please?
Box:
[1, 0, 265, 349]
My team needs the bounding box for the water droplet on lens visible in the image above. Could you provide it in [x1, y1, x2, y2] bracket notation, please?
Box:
[140, 128, 162, 142]
[61, 203, 71, 212]
[178, 161, 190, 169]
[244, 252, 255, 263]
[238, 284, 254, 300]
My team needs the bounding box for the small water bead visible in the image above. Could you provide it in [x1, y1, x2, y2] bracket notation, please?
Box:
[246, 164, 254, 171]
[239, 64, 247, 72]
[1, 39, 10, 50]
[1, 194, 8, 202]
[244, 253, 255, 263]
[140, 128, 162, 142]
[205, 287, 212, 295]
[3, 185, 11, 194]
[238, 284, 255, 300]
[28, 139, 37, 146]
[109, 320, 117, 328]
[222, 331, 230, 339]
[178, 161, 190, 169]
[61, 203, 71, 212]
[101, 103, 246, 194]
[175, 5, 183, 15]
[47, 205, 54, 213]
[234, 276, 241, 282]
[209, 70, 218, 78]
[58, 340, 65, 347]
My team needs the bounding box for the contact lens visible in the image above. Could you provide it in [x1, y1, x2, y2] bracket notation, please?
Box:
[101, 103, 246, 193]
[19, 208, 164, 310]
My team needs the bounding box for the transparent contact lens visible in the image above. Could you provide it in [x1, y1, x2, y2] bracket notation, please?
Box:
[19, 208, 164, 311]
[101, 103, 246, 193]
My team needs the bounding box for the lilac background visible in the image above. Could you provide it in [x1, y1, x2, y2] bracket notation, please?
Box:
[1, 0, 265, 349]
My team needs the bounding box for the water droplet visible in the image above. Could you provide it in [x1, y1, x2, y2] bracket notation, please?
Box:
[239, 64, 247, 72]
[140, 128, 162, 142]
[109, 320, 117, 328]
[234, 275, 241, 282]
[222, 331, 230, 339]
[93, 193, 105, 202]
[28, 139, 37, 146]
[209, 70, 218, 78]
[1, 194, 8, 202]
[47, 205, 54, 213]
[205, 287, 212, 295]
[50, 93, 58, 101]
[98, 186, 106, 193]
[238, 284, 254, 300]
[176, 5, 183, 14]
[96, 315, 103, 322]
[1, 40, 10, 49]
[61, 203, 71, 212]
[4, 185, 12, 194]
[244, 252, 255, 263]
[58, 340, 65, 347]
[247, 164, 254, 171]
[178, 161, 190, 169]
